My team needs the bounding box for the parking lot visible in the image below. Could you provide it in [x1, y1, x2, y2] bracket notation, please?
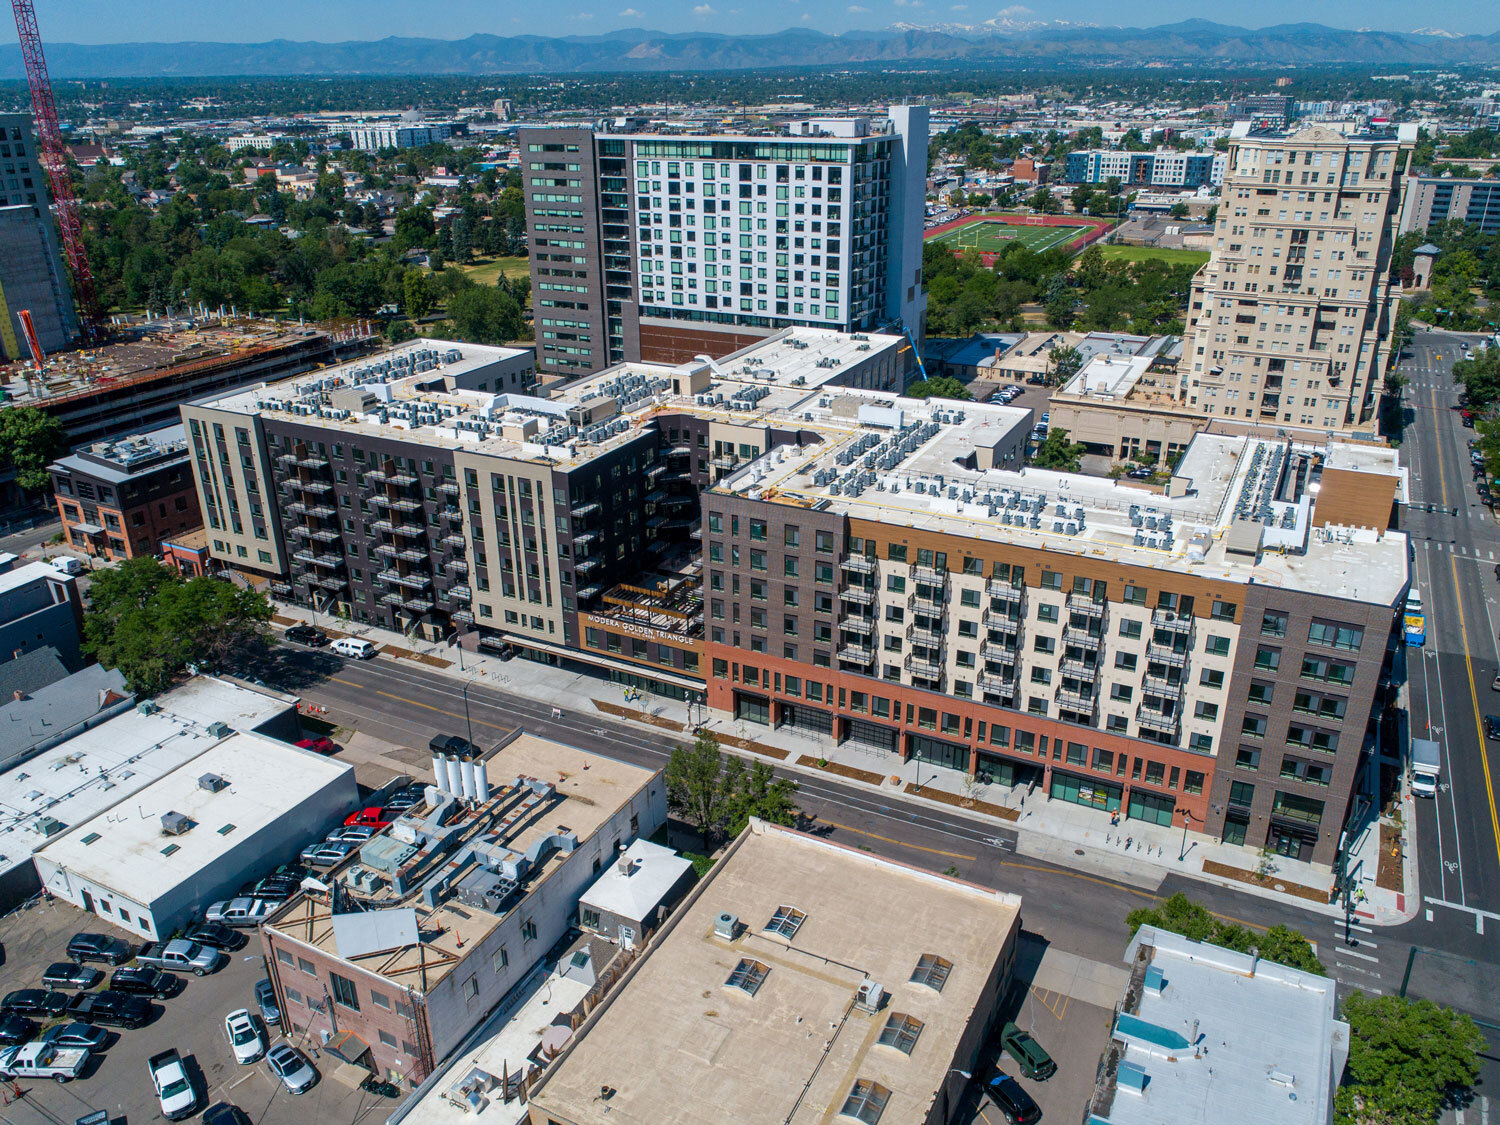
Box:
[0, 895, 391, 1125]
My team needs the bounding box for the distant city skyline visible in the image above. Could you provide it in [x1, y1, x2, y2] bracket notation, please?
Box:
[0, 1, 1495, 46]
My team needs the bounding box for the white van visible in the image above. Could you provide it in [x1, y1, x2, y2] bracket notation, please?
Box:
[49, 556, 84, 576]
[331, 638, 377, 660]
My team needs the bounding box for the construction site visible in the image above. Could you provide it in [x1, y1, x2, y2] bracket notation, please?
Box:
[0, 315, 378, 447]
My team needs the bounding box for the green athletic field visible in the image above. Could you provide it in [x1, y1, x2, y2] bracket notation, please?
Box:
[926, 217, 1097, 255]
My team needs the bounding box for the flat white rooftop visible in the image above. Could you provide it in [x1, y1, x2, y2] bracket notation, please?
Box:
[579, 837, 692, 921]
[0, 677, 297, 881]
[1095, 926, 1347, 1125]
[35, 731, 352, 900]
[1059, 353, 1155, 400]
[0, 560, 72, 601]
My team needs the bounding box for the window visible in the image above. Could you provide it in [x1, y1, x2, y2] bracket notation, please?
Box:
[726, 958, 770, 995]
[841, 1080, 891, 1124]
[330, 972, 360, 1011]
[1200, 669, 1225, 689]
[1211, 600, 1237, 622]
[1261, 611, 1288, 637]
[379, 1030, 397, 1048]
[371, 990, 391, 1010]
[276, 949, 295, 967]
[1254, 646, 1281, 672]
[877, 1013, 923, 1054]
[1118, 619, 1142, 640]
[765, 905, 806, 939]
[1308, 621, 1363, 651]
[522, 918, 538, 942]
[297, 957, 316, 975]
[1205, 635, 1230, 657]
[910, 953, 952, 992]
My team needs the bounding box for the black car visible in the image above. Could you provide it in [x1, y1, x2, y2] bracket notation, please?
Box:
[110, 966, 177, 998]
[1, 989, 71, 1018]
[68, 989, 151, 1029]
[202, 1105, 252, 1125]
[42, 961, 104, 990]
[41, 1022, 110, 1051]
[284, 624, 329, 647]
[429, 733, 479, 757]
[0, 1013, 35, 1047]
[184, 922, 243, 951]
[985, 1074, 1042, 1125]
[252, 874, 303, 901]
[67, 932, 134, 965]
[1486, 716, 1500, 741]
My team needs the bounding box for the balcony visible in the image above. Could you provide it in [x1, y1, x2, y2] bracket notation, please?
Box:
[1056, 685, 1096, 712]
[909, 586, 946, 612]
[312, 575, 347, 592]
[442, 533, 466, 548]
[841, 555, 875, 575]
[292, 550, 343, 569]
[446, 558, 469, 576]
[570, 499, 600, 517]
[380, 592, 406, 607]
[1136, 707, 1181, 736]
[297, 454, 329, 470]
[838, 642, 876, 667]
[906, 654, 944, 681]
[439, 480, 460, 496]
[841, 615, 874, 637]
[286, 478, 332, 494]
[286, 501, 335, 520]
[378, 571, 432, 591]
[449, 586, 472, 602]
[1067, 593, 1105, 618]
[984, 611, 1020, 636]
[912, 565, 946, 585]
[978, 669, 1015, 694]
[310, 528, 341, 543]
[980, 641, 1017, 665]
[1151, 608, 1193, 635]
[366, 468, 418, 487]
[451, 609, 475, 625]
[1060, 656, 1099, 680]
[403, 595, 434, 613]
[840, 586, 876, 607]
[1142, 672, 1185, 696]
[374, 543, 400, 558]
[908, 624, 945, 647]
[270, 581, 293, 596]
[1063, 625, 1102, 649]
[1145, 643, 1189, 668]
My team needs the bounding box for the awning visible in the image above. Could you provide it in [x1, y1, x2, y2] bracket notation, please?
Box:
[71, 522, 104, 535]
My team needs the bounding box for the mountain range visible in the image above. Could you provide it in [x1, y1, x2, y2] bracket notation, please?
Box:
[3, 19, 1500, 78]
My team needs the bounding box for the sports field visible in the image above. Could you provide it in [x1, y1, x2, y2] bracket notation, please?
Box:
[927, 216, 1100, 256]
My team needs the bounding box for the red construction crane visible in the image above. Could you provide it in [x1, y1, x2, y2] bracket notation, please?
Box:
[10, 0, 104, 343]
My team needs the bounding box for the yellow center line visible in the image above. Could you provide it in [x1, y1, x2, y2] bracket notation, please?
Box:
[1430, 393, 1500, 872]
[823, 820, 976, 861]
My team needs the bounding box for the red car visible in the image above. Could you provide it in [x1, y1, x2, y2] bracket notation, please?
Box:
[296, 737, 336, 755]
[344, 807, 391, 829]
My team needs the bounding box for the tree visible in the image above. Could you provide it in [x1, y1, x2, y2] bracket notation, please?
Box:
[1075, 244, 1106, 290]
[403, 269, 436, 320]
[1168, 201, 1189, 219]
[1047, 344, 1084, 386]
[905, 376, 972, 401]
[1126, 892, 1327, 975]
[0, 406, 67, 492]
[1453, 346, 1500, 411]
[666, 729, 728, 843]
[1031, 188, 1058, 214]
[723, 759, 799, 837]
[83, 558, 273, 695]
[1031, 428, 1086, 472]
[446, 284, 524, 346]
[1336, 993, 1485, 1125]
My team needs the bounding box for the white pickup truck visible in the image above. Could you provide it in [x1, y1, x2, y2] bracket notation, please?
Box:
[148, 1049, 198, 1120]
[0, 1040, 91, 1082]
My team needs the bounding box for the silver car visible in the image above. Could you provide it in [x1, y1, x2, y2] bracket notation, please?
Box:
[266, 1043, 317, 1094]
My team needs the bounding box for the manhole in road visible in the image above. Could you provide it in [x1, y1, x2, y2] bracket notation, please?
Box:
[1075, 849, 1085, 856]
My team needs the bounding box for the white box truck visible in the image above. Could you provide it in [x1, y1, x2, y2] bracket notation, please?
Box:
[1412, 738, 1442, 798]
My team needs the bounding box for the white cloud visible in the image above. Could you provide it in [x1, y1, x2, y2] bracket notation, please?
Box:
[619, 6, 643, 15]
[693, 2, 715, 12]
[997, 3, 1033, 14]
[951, 2, 968, 8]
[800, 10, 811, 17]
[847, 3, 868, 9]
[571, 10, 596, 18]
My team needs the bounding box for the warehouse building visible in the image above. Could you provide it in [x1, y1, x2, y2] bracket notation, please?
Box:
[527, 819, 1023, 1125]
[33, 731, 357, 938]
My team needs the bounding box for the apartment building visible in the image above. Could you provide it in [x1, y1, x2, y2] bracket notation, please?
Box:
[519, 107, 929, 379]
[181, 331, 902, 654]
[702, 412, 1406, 866]
[1397, 174, 1500, 235]
[260, 732, 664, 1086]
[1179, 123, 1416, 434]
[0, 113, 78, 360]
[1064, 149, 1225, 188]
[50, 426, 201, 564]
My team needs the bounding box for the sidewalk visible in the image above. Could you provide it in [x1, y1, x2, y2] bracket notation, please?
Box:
[272, 603, 1415, 925]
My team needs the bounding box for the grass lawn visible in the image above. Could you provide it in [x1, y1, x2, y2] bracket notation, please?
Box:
[927, 216, 1096, 255]
[1097, 244, 1211, 268]
[457, 255, 530, 285]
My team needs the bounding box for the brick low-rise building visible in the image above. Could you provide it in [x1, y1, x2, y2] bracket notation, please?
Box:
[50, 426, 201, 563]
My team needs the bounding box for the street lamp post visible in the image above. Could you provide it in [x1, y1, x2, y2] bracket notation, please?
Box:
[460, 678, 475, 747]
[1177, 807, 1194, 861]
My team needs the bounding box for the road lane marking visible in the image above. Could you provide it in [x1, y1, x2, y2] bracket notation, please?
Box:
[1448, 551, 1500, 879]
[822, 820, 976, 861]
[1422, 896, 1500, 921]
[1335, 947, 1380, 963]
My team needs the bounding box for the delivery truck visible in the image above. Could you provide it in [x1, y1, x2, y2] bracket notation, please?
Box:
[1412, 737, 1442, 798]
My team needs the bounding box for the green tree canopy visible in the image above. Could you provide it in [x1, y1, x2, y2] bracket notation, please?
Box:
[1031, 428, 1086, 472]
[1454, 346, 1500, 411]
[1336, 993, 1485, 1125]
[1126, 892, 1326, 975]
[83, 558, 273, 695]
[665, 730, 798, 847]
[0, 406, 67, 492]
[905, 376, 972, 401]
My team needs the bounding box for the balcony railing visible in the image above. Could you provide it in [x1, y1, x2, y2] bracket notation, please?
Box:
[1067, 593, 1106, 618]
[1145, 643, 1189, 668]
[838, 643, 876, 666]
[908, 624, 945, 647]
[905, 655, 944, 680]
[987, 579, 1023, 602]
[1135, 707, 1181, 735]
[912, 565, 946, 585]
[1062, 625, 1102, 649]
[841, 615, 874, 636]
[840, 586, 876, 608]
[1151, 608, 1193, 634]
[841, 555, 875, 575]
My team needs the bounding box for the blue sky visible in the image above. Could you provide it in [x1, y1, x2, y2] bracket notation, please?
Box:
[2, 1, 1494, 44]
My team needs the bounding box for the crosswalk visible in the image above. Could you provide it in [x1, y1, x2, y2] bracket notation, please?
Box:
[1325, 917, 1387, 995]
[1413, 540, 1497, 560]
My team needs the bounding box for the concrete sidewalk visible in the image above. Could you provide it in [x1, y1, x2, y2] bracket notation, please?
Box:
[271, 603, 1415, 925]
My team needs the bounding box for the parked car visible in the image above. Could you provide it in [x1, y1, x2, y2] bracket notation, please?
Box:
[1, 990, 71, 1018]
[251, 874, 303, 901]
[203, 899, 274, 929]
[1127, 467, 1154, 480]
[429, 734, 479, 757]
[202, 1105, 252, 1125]
[254, 979, 281, 1027]
[332, 824, 382, 844]
[42, 962, 104, 991]
[110, 966, 177, 998]
[295, 736, 337, 754]
[149, 1049, 198, 1121]
[184, 922, 243, 951]
[0, 1041, 90, 1082]
[66, 933, 134, 965]
[999, 1022, 1057, 1080]
[66, 990, 151, 1029]
[283, 625, 328, 646]
[344, 806, 392, 829]
[266, 1043, 318, 1094]
[0, 1014, 35, 1047]
[135, 939, 224, 976]
[983, 1073, 1042, 1124]
[41, 1022, 109, 1051]
[331, 637, 377, 659]
[224, 1009, 266, 1065]
[1486, 715, 1500, 741]
[300, 839, 359, 867]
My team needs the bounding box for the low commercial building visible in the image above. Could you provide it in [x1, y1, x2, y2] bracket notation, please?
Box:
[0, 675, 299, 911]
[1046, 351, 1201, 464]
[527, 819, 1023, 1125]
[33, 731, 358, 938]
[576, 837, 694, 949]
[0, 559, 86, 671]
[259, 732, 665, 1087]
[0, 661, 130, 772]
[50, 425, 202, 564]
[924, 332, 1026, 384]
[1085, 925, 1348, 1124]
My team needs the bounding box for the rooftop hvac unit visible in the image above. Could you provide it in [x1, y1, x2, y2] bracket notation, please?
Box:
[207, 722, 232, 738]
[160, 811, 194, 836]
[713, 911, 740, 940]
[855, 978, 885, 1013]
[198, 773, 229, 793]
